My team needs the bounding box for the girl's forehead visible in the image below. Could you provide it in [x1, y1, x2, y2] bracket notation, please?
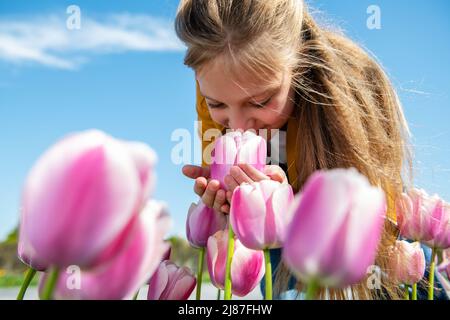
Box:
[196, 59, 288, 101]
[197, 55, 286, 87]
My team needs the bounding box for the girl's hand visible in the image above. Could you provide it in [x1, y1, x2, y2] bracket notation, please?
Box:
[182, 165, 229, 214]
[223, 163, 288, 205]
[182, 164, 288, 215]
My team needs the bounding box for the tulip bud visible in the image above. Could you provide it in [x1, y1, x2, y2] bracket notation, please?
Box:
[206, 230, 265, 297]
[283, 168, 386, 287]
[147, 261, 196, 300]
[21, 130, 150, 268]
[423, 202, 450, 250]
[230, 180, 294, 250]
[18, 219, 48, 271]
[211, 131, 266, 189]
[387, 240, 426, 285]
[186, 201, 227, 248]
[396, 188, 446, 244]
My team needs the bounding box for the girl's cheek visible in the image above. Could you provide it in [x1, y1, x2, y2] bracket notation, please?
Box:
[261, 103, 287, 122]
[209, 109, 227, 127]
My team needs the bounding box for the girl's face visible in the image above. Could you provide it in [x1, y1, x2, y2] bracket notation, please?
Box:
[196, 58, 296, 131]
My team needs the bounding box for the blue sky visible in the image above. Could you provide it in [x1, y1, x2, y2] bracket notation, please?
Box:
[0, 0, 449, 241]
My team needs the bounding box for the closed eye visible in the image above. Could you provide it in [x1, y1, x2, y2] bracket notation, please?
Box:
[207, 95, 273, 109]
[251, 97, 272, 108]
[207, 102, 225, 109]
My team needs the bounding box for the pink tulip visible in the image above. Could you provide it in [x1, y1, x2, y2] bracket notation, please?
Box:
[396, 188, 446, 244]
[206, 230, 265, 297]
[41, 200, 171, 300]
[387, 241, 426, 285]
[186, 201, 227, 248]
[211, 131, 266, 189]
[147, 261, 196, 300]
[18, 219, 48, 271]
[423, 202, 450, 250]
[230, 180, 294, 250]
[124, 141, 157, 203]
[283, 168, 386, 287]
[21, 130, 152, 268]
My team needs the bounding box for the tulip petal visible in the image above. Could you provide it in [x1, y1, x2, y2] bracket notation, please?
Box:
[147, 261, 170, 300]
[230, 241, 265, 297]
[230, 183, 267, 250]
[124, 141, 157, 202]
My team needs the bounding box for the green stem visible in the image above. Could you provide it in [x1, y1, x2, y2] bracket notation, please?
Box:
[412, 283, 417, 300]
[217, 289, 221, 300]
[16, 267, 37, 300]
[41, 267, 60, 300]
[264, 249, 272, 300]
[305, 279, 319, 300]
[436, 249, 443, 265]
[404, 285, 410, 300]
[428, 248, 437, 300]
[196, 247, 206, 300]
[132, 289, 139, 300]
[224, 226, 235, 300]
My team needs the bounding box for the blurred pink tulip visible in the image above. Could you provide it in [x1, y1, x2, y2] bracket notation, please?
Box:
[41, 200, 171, 300]
[283, 168, 386, 287]
[387, 241, 426, 285]
[20, 130, 153, 268]
[18, 219, 48, 271]
[206, 230, 265, 297]
[230, 180, 294, 250]
[210, 131, 266, 189]
[396, 188, 446, 244]
[147, 261, 196, 300]
[186, 201, 227, 248]
[124, 141, 158, 203]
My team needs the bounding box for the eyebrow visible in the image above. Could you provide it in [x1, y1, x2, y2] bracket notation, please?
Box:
[201, 84, 281, 104]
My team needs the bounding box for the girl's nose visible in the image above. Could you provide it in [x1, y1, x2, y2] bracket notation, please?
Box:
[228, 116, 256, 131]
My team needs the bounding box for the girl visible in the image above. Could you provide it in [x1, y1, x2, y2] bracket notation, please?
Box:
[176, 0, 444, 299]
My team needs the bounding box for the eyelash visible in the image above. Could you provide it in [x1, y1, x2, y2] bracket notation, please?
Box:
[208, 97, 272, 109]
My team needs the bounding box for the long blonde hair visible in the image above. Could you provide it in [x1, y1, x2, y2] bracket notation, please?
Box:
[175, 0, 414, 299]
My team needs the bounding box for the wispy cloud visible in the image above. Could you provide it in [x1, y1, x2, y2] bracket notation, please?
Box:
[0, 13, 185, 70]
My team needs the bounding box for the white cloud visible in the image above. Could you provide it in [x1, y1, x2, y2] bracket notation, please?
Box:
[0, 13, 186, 70]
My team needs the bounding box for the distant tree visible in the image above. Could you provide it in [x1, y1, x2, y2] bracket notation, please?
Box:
[3, 226, 18, 245]
[167, 236, 198, 271]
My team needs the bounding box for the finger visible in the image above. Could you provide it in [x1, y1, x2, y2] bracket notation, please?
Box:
[201, 179, 220, 208]
[194, 177, 208, 197]
[264, 165, 288, 184]
[238, 163, 269, 182]
[182, 165, 210, 179]
[230, 165, 252, 185]
[221, 204, 230, 214]
[226, 191, 233, 203]
[213, 189, 227, 212]
[224, 174, 239, 192]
